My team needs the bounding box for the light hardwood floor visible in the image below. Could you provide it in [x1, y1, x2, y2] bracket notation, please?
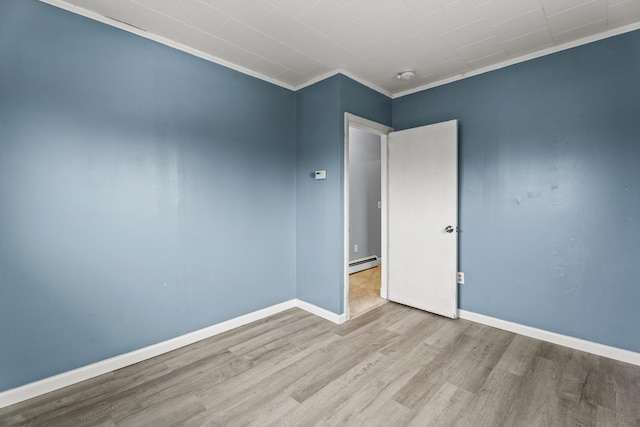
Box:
[1, 303, 639, 426]
[349, 265, 386, 318]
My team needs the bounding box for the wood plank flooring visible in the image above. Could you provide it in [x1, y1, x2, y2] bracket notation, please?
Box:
[1, 302, 639, 426]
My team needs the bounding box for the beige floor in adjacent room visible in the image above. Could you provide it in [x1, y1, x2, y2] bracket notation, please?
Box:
[349, 265, 387, 318]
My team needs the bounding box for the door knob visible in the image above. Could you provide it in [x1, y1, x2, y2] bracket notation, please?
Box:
[445, 226, 454, 233]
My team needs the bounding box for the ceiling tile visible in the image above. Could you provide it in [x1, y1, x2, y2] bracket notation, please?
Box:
[275, 69, 308, 86]
[402, 73, 438, 88]
[73, 0, 140, 22]
[426, 57, 470, 79]
[501, 27, 554, 56]
[398, 29, 448, 56]
[441, 19, 495, 49]
[540, 0, 596, 16]
[328, 20, 379, 51]
[266, 0, 319, 17]
[333, 0, 358, 6]
[490, 8, 548, 42]
[252, 8, 309, 42]
[132, 0, 179, 15]
[279, 52, 324, 73]
[454, 35, 506, 61]
[422, 0, 484, 35]
[552, 18, 607, 44]
[217, 45, 262, 68]
[375, 10, 429, 44]
[477, 0, 543, 25]
[354, 37, 400, 62]
[341, 57, 381, 78]
[371, 52, 416, 75]
[608, 0, 640, 28]
[345, 0, 411, 26]
[286, 29, 335, 54]
[178, 27, 228, 56]
[546, 0, 607, 34]
[249, 39, 300, 63]
[403, 0, 458, 17]
[308, 43, 354, 67]
[411, 44, 462, 68]
[171, 0, 228, 35]
[465, 49, 510, 67]
[249, 57, 290, 76]
[199, 0, 272, 25]
[298, 1, 359, 35]
[131, 6, 188, 40]
[214, 19, 266, 50]
[301, 63, 334, 77]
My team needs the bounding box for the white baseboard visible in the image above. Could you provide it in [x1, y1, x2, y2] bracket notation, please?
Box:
[5, 303, 636, 409]
[458, 309, 640, 366]
[295, 299, 346, 324]
[0, 298, 345, 409]
[348, 257, 380, 274]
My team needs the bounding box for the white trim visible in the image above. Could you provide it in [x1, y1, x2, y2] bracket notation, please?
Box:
[294, 69, 392, 98]
[393, 21, 640, 99]
[40, 0, 640, 99]
[345, 113, 393, 136]
[294, 70, 341, 92]
[0, 299, 345, 409]
[4, 302, 638, 409]
[0, 300, 296, 408]
[38, 0, 294, 91]
[348, 257, 380, 275]
[380, 134, 389, 300]
[344, 117, 352, 322]
[458, 310, 640, 366]
[335, 69, 392, 98]
[295, 299, 346, 325]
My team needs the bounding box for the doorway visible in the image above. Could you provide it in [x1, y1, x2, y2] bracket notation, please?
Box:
[348, 127, 384, 318]
[344, 114, 392, 320]
[344, 113, 459, 321]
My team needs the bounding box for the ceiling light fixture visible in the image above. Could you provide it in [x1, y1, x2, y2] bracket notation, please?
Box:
[397, 70, 415, 80]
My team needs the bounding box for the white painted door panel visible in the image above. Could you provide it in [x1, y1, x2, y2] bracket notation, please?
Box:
[387, 120, 458, 318]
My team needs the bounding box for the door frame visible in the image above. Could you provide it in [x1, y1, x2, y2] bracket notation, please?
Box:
[344, 113, 393, 321]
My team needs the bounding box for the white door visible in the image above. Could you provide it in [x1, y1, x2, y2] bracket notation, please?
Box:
[387, 120, 458, 318]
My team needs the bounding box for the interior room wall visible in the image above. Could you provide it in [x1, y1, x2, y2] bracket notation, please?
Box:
[0, 0, 296, 392]
[4, 0, 639, 398]
[392, 29, 640, 353]
[295, 75, 391, 314]
[348, 128, 381, 262]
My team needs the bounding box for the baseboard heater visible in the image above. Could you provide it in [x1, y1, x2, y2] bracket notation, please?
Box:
[349, 255, 380, 274]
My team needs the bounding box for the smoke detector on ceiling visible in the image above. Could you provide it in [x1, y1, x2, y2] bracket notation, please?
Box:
[397, 70, 415, 80]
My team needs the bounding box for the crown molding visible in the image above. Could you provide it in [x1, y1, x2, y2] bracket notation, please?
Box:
[393, 21, 640, 99]
[292, 69, 392, 98]
[293, 69, 341, 91]
[38, 0, 295, 91]
[36, 0, 640, 99]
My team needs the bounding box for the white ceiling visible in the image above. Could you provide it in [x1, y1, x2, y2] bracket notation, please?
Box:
[47, 0, 640, 96]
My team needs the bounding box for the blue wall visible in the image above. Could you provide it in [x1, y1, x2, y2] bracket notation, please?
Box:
[295, 75, 391, 313]
[0, 0, 295, 392]
[393, 30, 640, 352]
[3, 0, 639, 396]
